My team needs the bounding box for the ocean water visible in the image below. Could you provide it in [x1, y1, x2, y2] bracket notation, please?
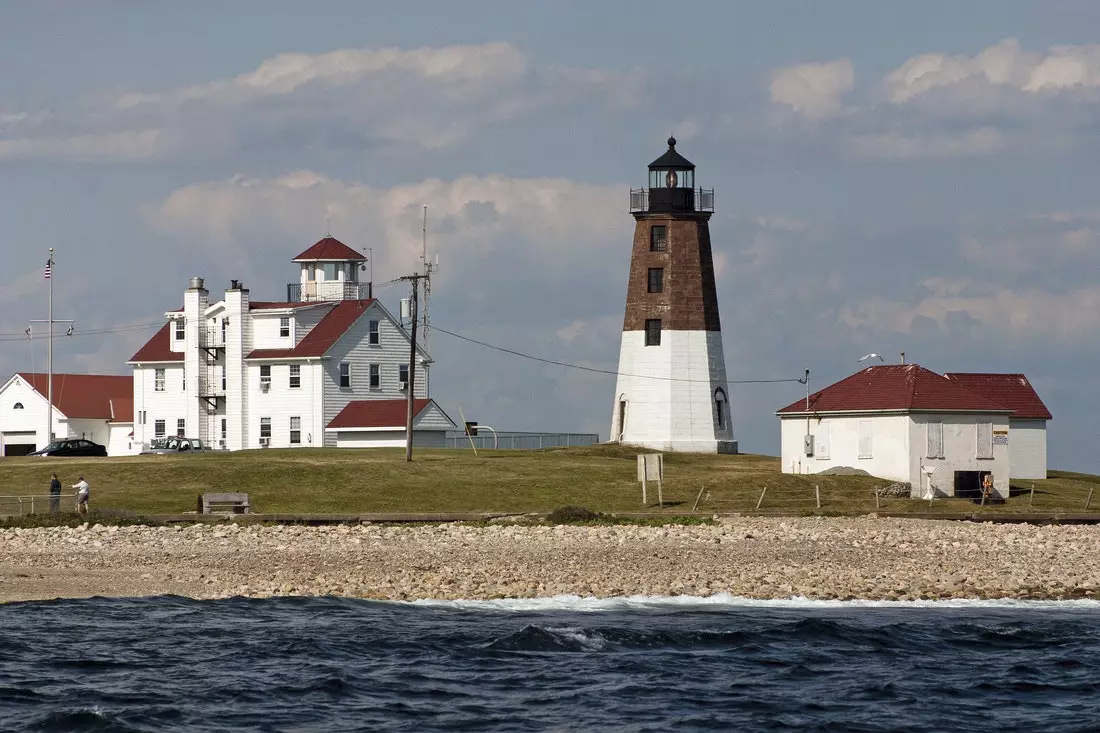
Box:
[2, 595, 1100, 732]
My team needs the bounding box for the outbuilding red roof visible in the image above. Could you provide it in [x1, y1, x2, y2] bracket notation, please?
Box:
[129, 323, 183, 363]
[777, 364, 1013, 415]
[247, 299, 375, 359]
[328, 399, 432, 429]
[292, 236, 367, 262]
[109, 396, 134, 422]
[15, 373, 133, 420]
[943, 373, 1052, 420]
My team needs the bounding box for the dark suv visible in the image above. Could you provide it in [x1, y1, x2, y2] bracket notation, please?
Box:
[28, 439, 108, 457]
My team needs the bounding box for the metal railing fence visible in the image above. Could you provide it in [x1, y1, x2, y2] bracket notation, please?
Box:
[444, 432, 600, 450]
[0, 494, 78, 517]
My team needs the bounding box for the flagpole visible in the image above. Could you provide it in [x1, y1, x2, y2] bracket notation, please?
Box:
[47, 248, 53, 444]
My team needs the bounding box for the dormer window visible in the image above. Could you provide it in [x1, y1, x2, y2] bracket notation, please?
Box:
[12, 402, 23, 410]
[279, 316, 290, 338]
[175, 319, 185, 340]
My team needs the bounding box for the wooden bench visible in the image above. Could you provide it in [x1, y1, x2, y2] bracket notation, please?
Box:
[201, 492, 251, 515]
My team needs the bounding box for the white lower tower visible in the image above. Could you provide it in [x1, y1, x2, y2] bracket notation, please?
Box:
[610, 137, 736, 453]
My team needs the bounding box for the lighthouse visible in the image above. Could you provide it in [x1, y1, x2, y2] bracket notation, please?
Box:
[609, 138, 736, 453]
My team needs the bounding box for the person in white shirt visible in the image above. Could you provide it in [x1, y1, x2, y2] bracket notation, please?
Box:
[72, 476, 90, 516]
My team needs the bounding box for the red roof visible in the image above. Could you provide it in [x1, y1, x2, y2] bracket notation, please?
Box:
[109, 396, 134, 422]
[777, 364, 1013, 415]
[247, 299, 374, 359]
[328, 399, 432, 429]
[943, 373, 1052, 420]
[292, 237, 367, 262]
[15, 373, 132, 420]
[129, 323, 183, 363]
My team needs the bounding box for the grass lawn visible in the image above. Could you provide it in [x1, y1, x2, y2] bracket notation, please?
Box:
[0, 445, 1096, 517]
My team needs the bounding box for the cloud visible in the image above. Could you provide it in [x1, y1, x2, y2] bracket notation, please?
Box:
[0, 42, 644, 162]
[884, 38, 1100, 102]
[146, 170, 626, 282]
[839, 277, 1100, 342]
[770, 60, 854, 119]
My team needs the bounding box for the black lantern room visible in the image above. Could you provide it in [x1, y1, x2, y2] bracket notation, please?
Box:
[630, 137, 714, 214]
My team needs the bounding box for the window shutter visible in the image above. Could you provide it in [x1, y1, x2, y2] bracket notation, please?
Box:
[977, 422, 993, 459]
[927, 421, 943, 458]
[858, 420, 873, 459]
[815, 423, 830, 459]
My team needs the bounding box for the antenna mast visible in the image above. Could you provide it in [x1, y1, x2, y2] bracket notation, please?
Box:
[420, 203, 438, 359]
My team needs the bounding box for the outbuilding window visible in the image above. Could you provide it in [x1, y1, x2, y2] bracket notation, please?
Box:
[858, 420, 873, 459]
[927, 421, 944, 459]
[977, 422, 993, 459]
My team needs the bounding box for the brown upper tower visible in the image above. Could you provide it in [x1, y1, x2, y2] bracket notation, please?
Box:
[623, 137, 720, 334]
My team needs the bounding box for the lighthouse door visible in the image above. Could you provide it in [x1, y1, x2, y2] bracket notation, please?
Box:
[617, 399, 627, 442]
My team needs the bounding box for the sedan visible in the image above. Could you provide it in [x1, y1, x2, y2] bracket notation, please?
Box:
[28, 439, 108, 457]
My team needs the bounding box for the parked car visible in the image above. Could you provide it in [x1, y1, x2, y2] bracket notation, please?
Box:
[29, 438, 108, 457]
[140, 437, 210, 455]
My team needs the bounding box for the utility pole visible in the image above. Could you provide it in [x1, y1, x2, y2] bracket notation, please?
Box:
[400, 272, 428, 462]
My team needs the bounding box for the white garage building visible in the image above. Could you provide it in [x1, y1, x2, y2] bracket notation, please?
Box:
[0, 373, 134, 456]
[777, 364, 1014, 499]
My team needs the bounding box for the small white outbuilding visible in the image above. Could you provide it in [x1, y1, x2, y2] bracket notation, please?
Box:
[776, 364, 1014, 499]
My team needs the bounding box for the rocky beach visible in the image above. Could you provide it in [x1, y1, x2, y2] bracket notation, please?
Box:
[2, 517, 1098, 603]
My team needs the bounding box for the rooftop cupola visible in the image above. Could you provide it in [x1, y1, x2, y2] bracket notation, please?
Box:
[288, 236, 371, 302]
[630, 136, 714, 214]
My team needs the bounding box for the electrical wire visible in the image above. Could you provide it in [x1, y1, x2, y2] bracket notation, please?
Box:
[427, 324, 802, 386]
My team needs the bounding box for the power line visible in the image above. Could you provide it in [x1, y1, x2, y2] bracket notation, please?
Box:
[0, 320, 165, 342]
[427, 324, 802, 386]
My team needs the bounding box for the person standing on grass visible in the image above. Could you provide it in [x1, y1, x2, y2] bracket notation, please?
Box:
[49, 473, 62, 513]
[72, 476, 90, 516]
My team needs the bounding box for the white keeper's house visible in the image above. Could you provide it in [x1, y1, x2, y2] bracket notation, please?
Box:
[0, 372, 134, 455]
[128, 236, 455, 451]
[776, 364, 1029, 499]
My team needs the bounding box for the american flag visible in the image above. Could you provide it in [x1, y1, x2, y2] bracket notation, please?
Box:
[44, 258, 52, 279]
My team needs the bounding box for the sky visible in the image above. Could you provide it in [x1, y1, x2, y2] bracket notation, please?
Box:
[1, 0, 1099, 471]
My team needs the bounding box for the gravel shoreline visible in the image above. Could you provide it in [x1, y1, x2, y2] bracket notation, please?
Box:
[2, 517, 1099, 603]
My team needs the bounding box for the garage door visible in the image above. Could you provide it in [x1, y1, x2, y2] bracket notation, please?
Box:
[2, 432, 38, 456]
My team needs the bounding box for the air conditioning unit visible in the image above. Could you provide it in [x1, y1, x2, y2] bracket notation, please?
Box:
[804, 434, 815, 457]
[399, 380, 409, 391]
[259, 437, 270, 447]
[218, 439, 226, 449]
[259, 379, 270, 392]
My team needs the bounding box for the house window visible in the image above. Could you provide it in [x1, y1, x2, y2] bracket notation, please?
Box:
[977, 422, 993, 459]
[221, 367, 226, 392]
[644, 319, 662, 346]
[154, 368, 166, 392]
[182, 372, 186, 391]
[647, 268, 664, 293]
[279, 316, 290, 338]
[221, 318, 228, 342]
[289, 364, 301, 389]
[220, 418, 227, 442]
[369, 320, 380, 345]
[858, 420, 873, 459]
[138, 410, 146, 425]
[175, 319, 185, 340]
[369, 363, 380, 389]
[154, 419, 165, 438]
[927, 421, 944, 459]
[12, 402, 23, 410]
[290, 416, 301, 445]
[260, 417, 271, 440]
[177, 419, 186, 437]
[399, 364, 410, 388]
[650, 225, 667, 252]
[260, 364, 271, 389]
[714, 388, 727, 429]
[339, 362, 351, 388]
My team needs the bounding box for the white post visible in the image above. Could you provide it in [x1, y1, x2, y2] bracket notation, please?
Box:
[815, 484, 821, 509]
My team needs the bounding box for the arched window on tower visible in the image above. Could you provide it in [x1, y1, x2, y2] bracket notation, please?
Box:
[13, 402, 24, 410]
[714, 388, 727, 429]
